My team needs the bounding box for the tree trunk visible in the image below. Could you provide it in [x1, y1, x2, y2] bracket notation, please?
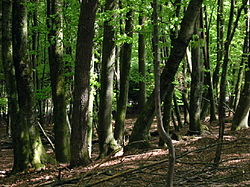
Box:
[129, 0, 203, 145]
[31, 0, 39, 91]
[2, 0, 20, 169]
[214, 0, 235, 166]
[87, 57, 96, 158]
[200, 7, 217, 121]
[182, 59, 190, 125]
[12, 0, 48, 172]
[189, 14, 203, 135]
[232, 70, 250, 130]
[162, 85, 174, 134]
[47, 0, 70, 163]
[173, 92, 182, 130]
[214, 0, 247, 166]
[231, 0, 250, 131]
[233, 17, 249, 111]
[114, 6, 133, 145]
[152, 0, 175, 186]
[138, 10, 146, 109]
[159, 0, 182, 137]
[70, 0, 98, 167]
[213, 0, 224, 92]
[233, 60, 245, 111]
[2, 0, 18, 138]
[98, 0, 120, 158]
[160, 0, 183, 141]
[37, 37, 47, 126]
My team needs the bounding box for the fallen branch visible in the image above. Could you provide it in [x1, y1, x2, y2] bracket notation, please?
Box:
[37, 121, 55, 151]
[195, 171, 250, 186]
[83, 141, 234, 186]
[84, 159, 170, 187]
[176, 161, 214, 166]
[43, 139, 242, 186]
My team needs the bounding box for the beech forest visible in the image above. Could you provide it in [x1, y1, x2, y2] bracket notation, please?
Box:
[0, 0, 250, 186]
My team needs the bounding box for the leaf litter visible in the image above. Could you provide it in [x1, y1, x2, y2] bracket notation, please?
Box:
[0, 116, 250, 186]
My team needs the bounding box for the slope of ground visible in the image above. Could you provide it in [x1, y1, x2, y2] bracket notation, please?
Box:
[0, 117, 250, 186]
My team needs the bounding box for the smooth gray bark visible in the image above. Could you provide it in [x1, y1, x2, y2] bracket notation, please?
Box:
[189, 14, 203, 135]
[98, 0, 120, 158]
[47, 0, 70, 163]
[114, 6, 134, 145]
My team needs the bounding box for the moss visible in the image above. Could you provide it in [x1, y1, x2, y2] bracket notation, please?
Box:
[43, 154, 57, 165]
[201, 124, 209, 131]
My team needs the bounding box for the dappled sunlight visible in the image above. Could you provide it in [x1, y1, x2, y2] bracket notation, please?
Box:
[221, 153, 250, 166]
[77, 148, 168, 173]
[223, 135, 237, 141]
[1, 118, 250, 186]
[29, 174, 54, 183]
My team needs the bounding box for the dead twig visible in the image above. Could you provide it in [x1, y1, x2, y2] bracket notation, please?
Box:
[43, 138, 246, 187]
[84, 159, 169, 186]
[37, 121, 55, 151]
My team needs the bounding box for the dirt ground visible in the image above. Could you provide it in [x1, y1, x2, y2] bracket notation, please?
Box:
[0, 117, 250, 186]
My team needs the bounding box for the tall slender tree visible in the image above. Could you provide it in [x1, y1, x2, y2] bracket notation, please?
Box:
[114, 3, 134, 145]
[231, 0, 250, 131]
[70, 0, 98, 167]
[129, 0, 204, 145]
[213, 0, 224, 91]
[47, 0, 70, 162]
[98, 0, 120, 158]
[87, 57, 96, 158]
[31, 0, 39, 90]
[214, 0, 248, 166]
[200, 7, 217, 121]
[2, 0, 18, 140]
[189, 13, 203, 135]
[2, 0, 16, 139]
[138, 2, 146, 109]
[160, 0, 181, 145]
[152, 0, 175, 185]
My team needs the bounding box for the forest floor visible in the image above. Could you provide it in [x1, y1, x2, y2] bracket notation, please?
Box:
[0, 116, 250, 187]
